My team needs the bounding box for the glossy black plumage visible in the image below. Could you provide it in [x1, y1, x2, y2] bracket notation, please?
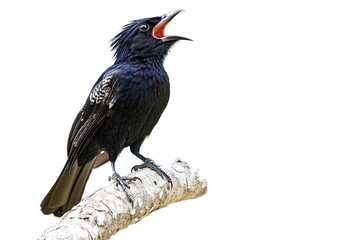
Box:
[41, 9, 189, 217]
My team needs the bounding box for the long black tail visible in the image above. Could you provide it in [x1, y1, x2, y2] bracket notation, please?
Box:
[40, 158, 96, 217]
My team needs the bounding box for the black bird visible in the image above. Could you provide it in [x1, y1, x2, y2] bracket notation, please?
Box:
[41, 9, 190, 217]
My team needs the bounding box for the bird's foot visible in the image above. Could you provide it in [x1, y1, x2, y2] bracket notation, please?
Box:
[109, 172, 140, 206]
[109, 172, 141, 186]
[132, 158, 173, 188]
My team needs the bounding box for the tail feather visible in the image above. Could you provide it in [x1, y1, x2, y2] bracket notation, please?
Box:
[40, 158, 96, 217]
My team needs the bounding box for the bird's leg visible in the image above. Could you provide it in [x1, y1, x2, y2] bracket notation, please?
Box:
[109, 160, 140, 206]
[109, 160, 141, 183]
[130, 146, 173, 188]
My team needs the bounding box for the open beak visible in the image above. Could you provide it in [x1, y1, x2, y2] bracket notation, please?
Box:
[153, 9, 192, 42]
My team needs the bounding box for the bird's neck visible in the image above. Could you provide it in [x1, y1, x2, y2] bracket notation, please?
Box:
[115, 54, 165, 66]
[112, 55, 167, 79]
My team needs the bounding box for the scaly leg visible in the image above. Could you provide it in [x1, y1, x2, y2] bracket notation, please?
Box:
[130, 145, 173, 188]
[109, 160, 140, 206]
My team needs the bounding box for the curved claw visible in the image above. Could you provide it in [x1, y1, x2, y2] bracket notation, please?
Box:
[131, 158, 155, 172]
[124, 176, 142, 183]
[131, 158, 173, 189]
[109, 172, 136, 206]
[110, 172, 130, 188]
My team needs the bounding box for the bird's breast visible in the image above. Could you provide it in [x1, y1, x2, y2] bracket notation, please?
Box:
[126, 71, 169, 105]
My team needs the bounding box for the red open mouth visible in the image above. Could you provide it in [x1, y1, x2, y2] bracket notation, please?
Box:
[152, 9, 191, 42]
[153, 21, 169, 39]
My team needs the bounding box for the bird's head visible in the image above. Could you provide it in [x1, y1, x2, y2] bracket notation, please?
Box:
[111, 9, 191, 63]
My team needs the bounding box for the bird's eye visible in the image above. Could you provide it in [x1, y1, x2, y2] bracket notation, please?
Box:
[139, 24, 149, 32]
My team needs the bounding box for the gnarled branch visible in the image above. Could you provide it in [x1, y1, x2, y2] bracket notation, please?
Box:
[38, 160, 207, 240]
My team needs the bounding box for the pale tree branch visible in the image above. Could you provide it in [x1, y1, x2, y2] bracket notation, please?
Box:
[38, 160, 207, 240]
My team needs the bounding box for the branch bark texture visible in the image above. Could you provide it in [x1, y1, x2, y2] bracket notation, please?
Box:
[38, 160, 207, 240]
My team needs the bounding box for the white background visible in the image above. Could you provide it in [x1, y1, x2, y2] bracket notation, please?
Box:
[1, 0, 360, 239]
